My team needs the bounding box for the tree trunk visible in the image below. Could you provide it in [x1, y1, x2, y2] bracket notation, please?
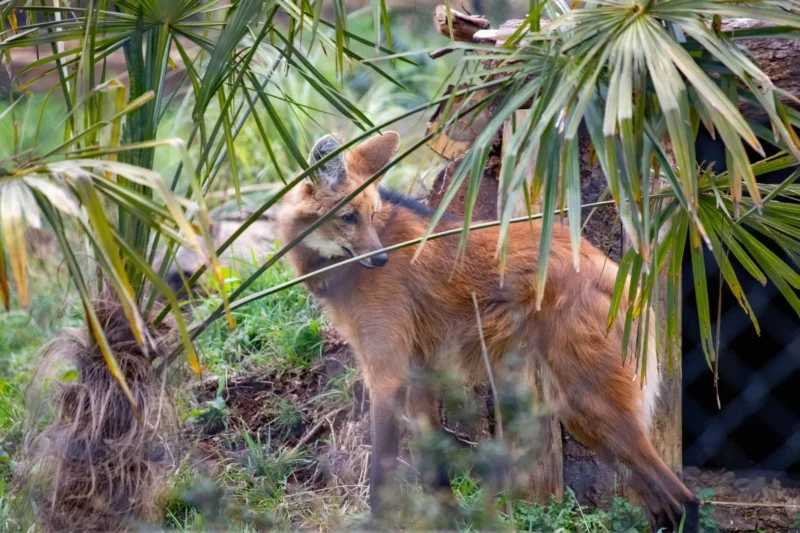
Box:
[723, 19, 800, 117]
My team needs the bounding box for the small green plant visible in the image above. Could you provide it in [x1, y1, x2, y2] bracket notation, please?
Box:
[324, 363, 359, 409]
[162, 460, 272, 532]
[239, 431, 306, 496]
[0, 477, 19, 533]
[604, 495, 649, 533]
[186, 378, 229, 435]
[162, 462, 206, 530]
[697, 488, 720, 533]
[515, 496, 578, 532]
[273, 399, 305, 436]
[452, 472, 485, 514]
[447, 470, 653, 533]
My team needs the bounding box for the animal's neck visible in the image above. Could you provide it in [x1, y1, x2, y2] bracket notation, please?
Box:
[291, 245, 355, 299]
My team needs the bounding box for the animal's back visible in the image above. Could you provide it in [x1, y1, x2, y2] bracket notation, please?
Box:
[335, 194, 624, 379]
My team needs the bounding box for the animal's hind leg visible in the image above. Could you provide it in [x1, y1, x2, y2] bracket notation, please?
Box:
[558, 381, 698, 533]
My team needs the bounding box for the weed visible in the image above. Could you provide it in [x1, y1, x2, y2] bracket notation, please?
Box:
[0, 476, 21, 533]
[697, 488, 720, 533]
[273, 399, 306, 436]
[452, 471, 486, 513]
[161, 460, 272, 532]
[515, 496, 579, 532]
[161, 462, 205, 530]
[445, 470, 653, 533]
[186, 378, 229, 435]
[239, 431, 307, 493]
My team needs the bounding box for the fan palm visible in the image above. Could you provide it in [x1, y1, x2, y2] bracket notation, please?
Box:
[185, 0, 800, 378]
[0, 0, 403, 402]
[395, 0, 800, 370]
[0, 0, 798, 401]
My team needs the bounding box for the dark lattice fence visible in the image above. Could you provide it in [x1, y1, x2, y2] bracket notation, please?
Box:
[683, 126, 800, 478]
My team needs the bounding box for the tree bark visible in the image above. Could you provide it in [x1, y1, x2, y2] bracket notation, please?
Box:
[432, 6, 491, 43]
[500, 109, 564, 502]
[723, 19, 800, 117]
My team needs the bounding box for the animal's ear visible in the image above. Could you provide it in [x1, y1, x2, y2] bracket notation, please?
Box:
[346, 131, 400, 179]
[308, 133, 347, 190]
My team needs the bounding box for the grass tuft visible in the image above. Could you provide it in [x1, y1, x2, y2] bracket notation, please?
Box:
[193, 253, 325, 376]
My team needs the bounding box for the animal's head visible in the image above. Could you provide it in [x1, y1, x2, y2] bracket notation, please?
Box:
[279, 131, 400, 268]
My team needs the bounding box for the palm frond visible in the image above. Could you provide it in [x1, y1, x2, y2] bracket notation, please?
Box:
[413, 0, 800, 367]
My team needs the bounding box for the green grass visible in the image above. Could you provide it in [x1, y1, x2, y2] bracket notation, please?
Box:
[191, 252, 326, 377]
[0, 277, 79, 439]
[0, 268, 80, 532]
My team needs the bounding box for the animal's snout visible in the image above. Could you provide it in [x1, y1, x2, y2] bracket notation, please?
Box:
[369, 252, 389, 267]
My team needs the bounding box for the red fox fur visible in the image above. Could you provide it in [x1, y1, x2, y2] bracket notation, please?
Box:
[278, 132, 699, 532]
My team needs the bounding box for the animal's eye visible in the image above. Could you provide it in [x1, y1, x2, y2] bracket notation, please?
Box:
[341, 212, 358, 225]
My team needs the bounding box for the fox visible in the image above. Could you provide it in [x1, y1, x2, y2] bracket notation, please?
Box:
[278, 131, 700, 532]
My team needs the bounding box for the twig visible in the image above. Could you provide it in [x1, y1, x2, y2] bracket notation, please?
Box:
[429, 47, 455, 59]
[433, 5, 490, 42]
[288, 407, 345, 456]
[192, 375, 221, 390]
[441, 425, 479, 447]
[710, 500, 800, 509]
[472, 292, 502, 440]
[472, 292, 512, 519]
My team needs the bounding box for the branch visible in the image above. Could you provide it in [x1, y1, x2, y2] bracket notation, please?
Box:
[433, 5, 490, 42]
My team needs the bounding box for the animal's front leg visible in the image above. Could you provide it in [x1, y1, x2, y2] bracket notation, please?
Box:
[357, 325, 413, 517]
[369, 385, 403, 516]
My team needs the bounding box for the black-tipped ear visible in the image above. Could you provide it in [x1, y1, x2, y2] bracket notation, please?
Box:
[308, 133, 346, 190]
[347, 131, 400, 178]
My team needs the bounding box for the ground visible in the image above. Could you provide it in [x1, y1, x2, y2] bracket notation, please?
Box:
[3, 255, 800, 531]
[181, 325, 800, 532]
[684, 468, 800, 533]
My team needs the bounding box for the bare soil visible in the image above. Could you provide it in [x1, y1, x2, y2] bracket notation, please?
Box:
[191, 326, 369, 484]
[684, 467, 800, 533]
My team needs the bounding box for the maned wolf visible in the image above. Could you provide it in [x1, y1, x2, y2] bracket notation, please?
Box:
[278, 132, 699, 532]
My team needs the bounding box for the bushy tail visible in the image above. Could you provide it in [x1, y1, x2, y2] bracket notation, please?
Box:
[639, 310, 661, 431]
